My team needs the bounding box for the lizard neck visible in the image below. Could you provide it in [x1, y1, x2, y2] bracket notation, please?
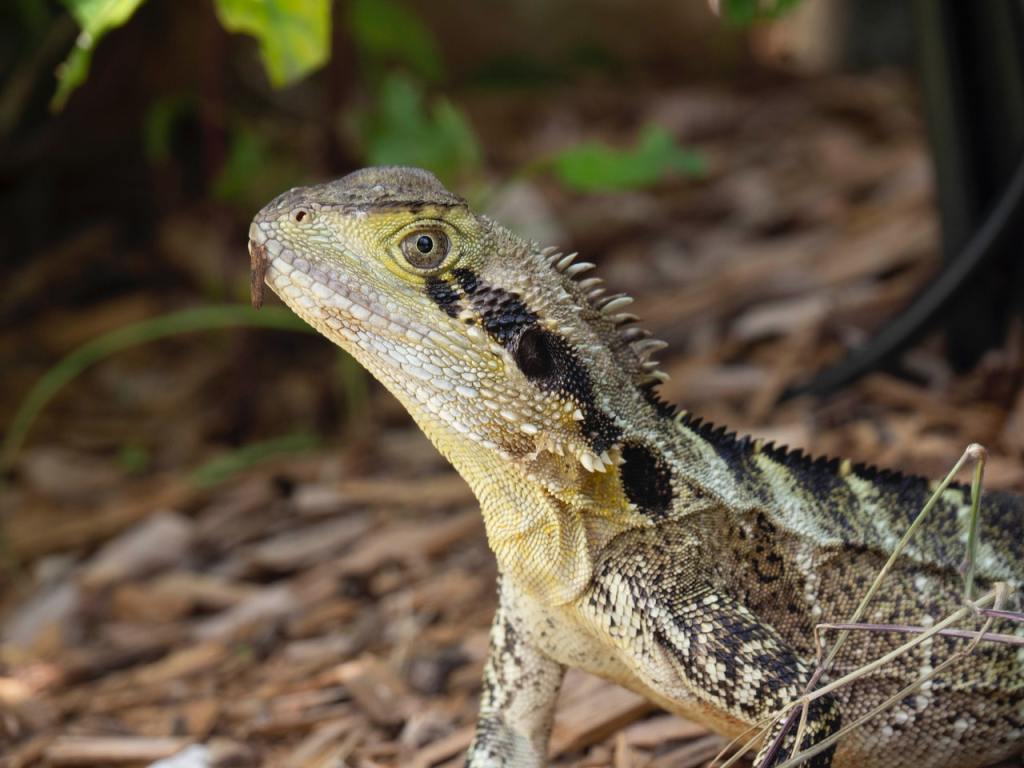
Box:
[413, 407, 647, 605]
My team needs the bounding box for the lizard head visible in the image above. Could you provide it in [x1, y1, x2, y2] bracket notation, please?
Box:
[249, 166, 669, 503]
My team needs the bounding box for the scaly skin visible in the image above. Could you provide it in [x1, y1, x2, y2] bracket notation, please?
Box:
[250, 167, 1024, 767]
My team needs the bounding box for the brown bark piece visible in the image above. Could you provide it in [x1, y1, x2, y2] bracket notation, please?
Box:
[45, 736, 189, 765]
[550, 677, 656, 757]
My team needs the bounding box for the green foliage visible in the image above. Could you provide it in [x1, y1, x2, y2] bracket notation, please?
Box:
[345, 1, 480, 183]
[360, 74, 482, 183]
[720, 0, 802, 26]
[214, 0, 330, 87]
[54, 0, 479, 185]
[53, 0, 146, 109]
[212, 124, 311, 212]
[1, 305, 312, 472]
[348, 0, 443, 82]
[469, 54, 565, 89]
[547, 124, 706, 193]
[54, 0, 331, 109]
[145, 98, 309, 211]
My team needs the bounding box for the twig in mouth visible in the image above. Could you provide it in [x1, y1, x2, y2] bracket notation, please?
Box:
[250, 241, 268, 309]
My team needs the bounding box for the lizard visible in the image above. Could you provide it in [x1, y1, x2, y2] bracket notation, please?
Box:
[248, 166, 1024, 768]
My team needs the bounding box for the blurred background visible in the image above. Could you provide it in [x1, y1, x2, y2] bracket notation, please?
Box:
[1, 1, 1023, 766]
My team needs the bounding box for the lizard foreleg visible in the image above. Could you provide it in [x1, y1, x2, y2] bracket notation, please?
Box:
[467, 577, 566, 768]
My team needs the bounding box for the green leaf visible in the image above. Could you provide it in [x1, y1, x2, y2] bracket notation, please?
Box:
[348, 0, 442, 81]
[214, 0, 330, 88]
[548, 124, 706, 193]
[720, 0, 802, 26]
[52, 0, 148, 109]
[360, 74, 481, 183]
[63, 0, 145, 35]
[211, 124, 312, 212]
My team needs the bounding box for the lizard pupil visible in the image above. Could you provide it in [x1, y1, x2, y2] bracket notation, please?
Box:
[416, 235, 434, 254]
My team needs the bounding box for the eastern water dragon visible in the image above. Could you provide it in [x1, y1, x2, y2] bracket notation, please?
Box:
[248, 166, 1023, 768]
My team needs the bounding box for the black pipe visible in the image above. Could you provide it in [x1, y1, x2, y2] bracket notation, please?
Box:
[784, 150, 1024, 400]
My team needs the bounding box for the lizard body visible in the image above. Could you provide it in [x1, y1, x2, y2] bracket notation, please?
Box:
[249, 167, 1024, 767]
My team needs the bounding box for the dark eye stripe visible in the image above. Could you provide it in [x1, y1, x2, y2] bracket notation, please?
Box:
[424, 277, 461, 317]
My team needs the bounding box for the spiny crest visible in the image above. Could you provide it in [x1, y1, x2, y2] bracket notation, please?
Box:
[535, 244, 937, 492]
[672, 410, 939, 493]
[539, 244, 672, 390]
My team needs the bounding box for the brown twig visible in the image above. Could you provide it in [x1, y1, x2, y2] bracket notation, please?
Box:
[250, 241, 268, 309]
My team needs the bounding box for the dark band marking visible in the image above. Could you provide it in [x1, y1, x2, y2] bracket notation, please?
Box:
[452, 267, 478, 294]
[766, 697, 841, 768]
[454, 267, 622, 453]
[453, 267, 536, 344]
[619, 441, 674, 519]
[424, 277, 461, 317]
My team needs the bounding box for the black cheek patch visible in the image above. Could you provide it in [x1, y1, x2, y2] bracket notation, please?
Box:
[514, 326, 556, 379]
[455, 268, 622, 453]
[509, 326, 622, 452]
[424, 277, 461, 317]
[619, 441, 674, 519]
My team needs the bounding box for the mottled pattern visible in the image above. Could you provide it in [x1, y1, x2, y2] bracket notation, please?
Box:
[251, 166, 1024, 768]
[424, 276, 461, 317]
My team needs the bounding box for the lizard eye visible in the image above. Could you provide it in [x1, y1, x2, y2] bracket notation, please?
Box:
[400, 229, 450, 271]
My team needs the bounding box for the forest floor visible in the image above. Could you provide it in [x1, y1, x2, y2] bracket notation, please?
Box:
[2, 73, 1023, 767]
